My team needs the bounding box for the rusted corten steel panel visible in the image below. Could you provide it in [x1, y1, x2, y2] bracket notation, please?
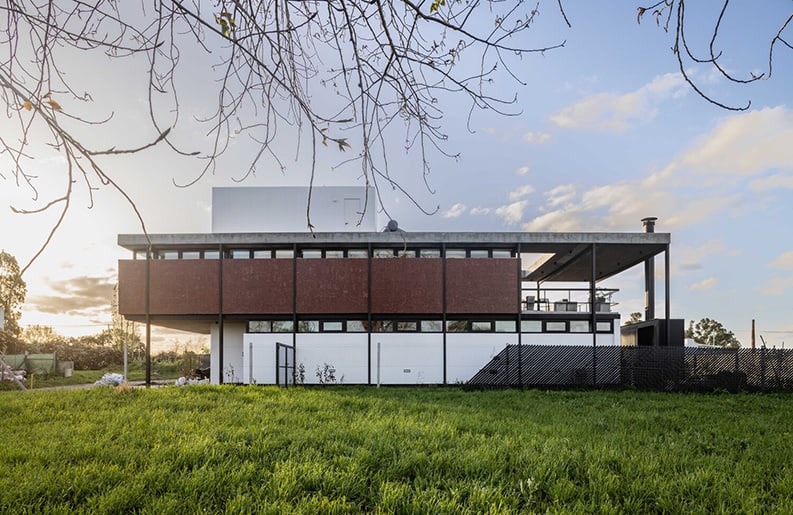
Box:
[223, 259, 294, 314]
[118, 260, 220, 315]
[371, 259, 443, 314]
[296, 259, 368, 313]
[117, 260, 146, 315]
[445, 259, 519, 313]
[151, 260, 219, 314]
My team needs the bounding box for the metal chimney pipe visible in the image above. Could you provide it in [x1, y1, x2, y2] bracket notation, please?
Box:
[642, 217, 657, 321]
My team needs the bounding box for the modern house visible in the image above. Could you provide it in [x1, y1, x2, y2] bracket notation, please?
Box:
[117, 187, 673, 386]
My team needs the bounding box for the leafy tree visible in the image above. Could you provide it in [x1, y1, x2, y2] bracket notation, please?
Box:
[686, 318, 741, 348]
[624, 312, 643, 325]
[0, 250, 26, 353]
[22, 324, 66, 346]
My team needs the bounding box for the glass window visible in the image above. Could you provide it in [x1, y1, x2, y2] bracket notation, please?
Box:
[397, 249, 416, 258]
[347, 320, 367, 332]
[421, 320, 443, 332]
[492, 250, 512, 259]
[325, 250, 344, 259]
[495, 321, 516, 333]
[373, 249, 394, 258]
[520, 320, 542, 333]
[298, 321, 318, 333]
[546, 321, 567, 332]
[162, 251, 179, 260]
[472, 321, 492, 332]
[371, 320, 393, 332]
[570, 321, 590, 333]
[445, 249, 466, 258]
[321, 321, 343, 332]
[301, 250, 322, 259]
[248, 321, 270, 333]
[397, 321, 418, 332]
[420, 249, 441, 258]
[469, 250, 489, 259]
[253, 250, 272, 259]
[134, 250, 148, 260]
[275, 249, 294, 259]
[272, 321, 294, 333]
[204, 250, 220, 260]
[231, 250, 250, 259]
[182, 251, 200, 260]
[596, 321, 613, 333]
[446, 320, 468, 332]
[348, 249, 368, 258]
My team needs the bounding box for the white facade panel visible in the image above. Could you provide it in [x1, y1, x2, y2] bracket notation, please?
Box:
[241, 333, 284, 385]
[210, 322, 246, 384]
[295, 334, 369, 384]
[212, 186, 378, 233]
[446, 334, 515, 384]
[370, 334, 443, 384]
[519, 333, 618, 346]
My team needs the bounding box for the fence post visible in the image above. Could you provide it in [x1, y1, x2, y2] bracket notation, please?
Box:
[761, 347, 766, 391]
[504, 343, 510, 386]
[275, 343, 280, 387]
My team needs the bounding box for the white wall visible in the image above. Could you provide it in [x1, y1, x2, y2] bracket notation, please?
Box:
[519, 332, 618, 346]
[212, 186, 378, 233]
[295, 334, 369, 384]
[216, 324, 621, 385]
[370, 333, 444, 384]
[210, 322, 246, 384]
[241, 333, 285, 385]
[446, 334, 516, 384]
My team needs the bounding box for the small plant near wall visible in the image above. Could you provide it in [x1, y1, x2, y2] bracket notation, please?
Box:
[294, 363, 306, 385]
[315, 363, 337, 384]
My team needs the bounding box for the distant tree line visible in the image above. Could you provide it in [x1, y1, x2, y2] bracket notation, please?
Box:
[19, 325, 144, 370]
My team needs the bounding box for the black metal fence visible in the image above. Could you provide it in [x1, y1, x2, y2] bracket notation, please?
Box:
[467, 345, 793, 392]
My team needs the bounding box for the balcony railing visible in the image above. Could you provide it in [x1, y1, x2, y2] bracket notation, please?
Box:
[520, 287, 618, 313]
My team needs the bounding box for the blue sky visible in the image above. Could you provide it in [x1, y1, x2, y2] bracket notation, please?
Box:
[2, 2, 792, 348]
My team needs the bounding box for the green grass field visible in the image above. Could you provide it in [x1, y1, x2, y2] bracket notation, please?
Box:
[0, 386, 790, 513]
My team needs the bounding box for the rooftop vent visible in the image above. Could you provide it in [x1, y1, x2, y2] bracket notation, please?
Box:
[383, 219, 401, 232]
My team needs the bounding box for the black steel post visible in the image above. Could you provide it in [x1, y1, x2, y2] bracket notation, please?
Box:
[145, 245, 151, 387]
[367, 242, 372, 385]
[517, 243, 523, 387]
[665, 243, 670, 346]
[642, 217, 657, 322]
[442, 242, 447, 385]
[591, 243, 597, 386]
[218, 244, 224, 384]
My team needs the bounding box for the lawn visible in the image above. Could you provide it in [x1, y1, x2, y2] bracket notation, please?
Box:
[0, 386, 790, 513]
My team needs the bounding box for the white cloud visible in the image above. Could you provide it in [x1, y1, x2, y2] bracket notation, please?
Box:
[690, 277, 717, 290]
[443, 202, 466, 218]
[494, 200, 528, 225]
[516, 166, 530, 176]
[749, 173, 793, 192]
[665, 106, 793, 177]
[550, 72, 687, 132]
[521, 131, 553, 145]
[545, 184, 576, 208]
[522, 177, 739, 233]
[676, 240, 727, 272]
[470, 207, 491, 216]
[508, 185, 535, 201]
[761, 276, 793, 296]
[770, 251, 793, 270]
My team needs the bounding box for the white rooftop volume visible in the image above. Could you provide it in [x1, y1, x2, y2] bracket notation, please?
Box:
[211, 186, 378, 233]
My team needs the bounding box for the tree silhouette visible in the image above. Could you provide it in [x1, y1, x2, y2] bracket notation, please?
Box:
[0, 250, 26, 353]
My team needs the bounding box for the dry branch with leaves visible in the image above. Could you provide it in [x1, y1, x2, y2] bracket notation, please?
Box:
[0, 0, 790, 278]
